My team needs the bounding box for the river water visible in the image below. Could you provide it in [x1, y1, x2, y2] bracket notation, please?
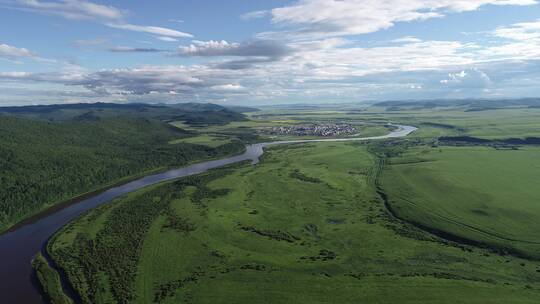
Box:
[0, 125, 416, 303]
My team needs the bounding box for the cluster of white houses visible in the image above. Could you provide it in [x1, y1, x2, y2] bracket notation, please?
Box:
[263, 124, 357, 137]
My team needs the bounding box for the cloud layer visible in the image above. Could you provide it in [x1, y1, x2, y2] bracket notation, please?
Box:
[108, 46, 166, 53]
[0, 43, 34, 59]
[2, 0, 540, 105]
[9, 0, 125, 20]
[5, 0, 192, 40]
[106, 23, 192, 38]
[259, 0, 537, 39]
[177, 40, 290, 57]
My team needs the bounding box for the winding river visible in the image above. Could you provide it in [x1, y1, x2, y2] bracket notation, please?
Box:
[0, 124, 417, 303]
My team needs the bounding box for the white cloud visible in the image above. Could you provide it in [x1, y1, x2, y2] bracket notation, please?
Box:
[178, 40, 238, 56]
[108, 46, 166, 53]
[0, 65, 237, 95]
[106, 23, 192, 38]
[9, 0, 125, 20]
[241, 10, 269, 20]
[439, 68, 492, 88]
[211, 84, 245, 91]
[392, 36, 422, 43]
[284, 40, 477, 80]
[255, 0, 537, 39]
[0, 71, 32, 78]
[157, 36, 178, 42]
[5, 56, 540, 104]
[1, 29, 538, 103]
[479, 19, 540, 60]
[0, 43, 34, 58]
[176, 40, 292, 69]
[0, 39, 503, 102]
[493, 19, 540, 40]
[176, 40, 291, 58]
[3, 1, 540, 104]
[7, 1, 193, 40]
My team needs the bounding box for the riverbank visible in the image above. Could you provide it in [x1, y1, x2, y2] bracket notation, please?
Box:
[0, 125, 416, 303]
[1, 143, 246, 236]
[40, 133, 540, 304]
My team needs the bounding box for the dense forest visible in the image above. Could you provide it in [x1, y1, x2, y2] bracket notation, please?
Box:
[0, 102, 247, 125]
[0, 103, 247, 232]
[46, 170, 232, 303]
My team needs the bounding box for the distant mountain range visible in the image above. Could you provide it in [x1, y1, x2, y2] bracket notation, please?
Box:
[373, 98, 540, 111]
[0, 102, 255, 126]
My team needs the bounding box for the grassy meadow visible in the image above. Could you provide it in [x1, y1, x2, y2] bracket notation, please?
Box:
[170, 112, 394, 143]
[42, 141, 540, 303]
[36, 102, 540, 303]
[169, 134, 232, 148]
[381, 145, 540, 259]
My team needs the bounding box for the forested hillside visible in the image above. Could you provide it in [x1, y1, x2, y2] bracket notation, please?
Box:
[0, 114, 244, 232]
[0, 102, 247, 125]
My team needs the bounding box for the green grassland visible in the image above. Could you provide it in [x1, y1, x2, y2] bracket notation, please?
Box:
[381, 145, 540, 259]
[42, 141, 540, 304]
[33, 102, 540, 303]
[169, 134, 232, 148]
[250, 104, 540, 139]
[384, 108, 540, 139]
[169, 120, 264, 143]
[170, 116, 394, 143]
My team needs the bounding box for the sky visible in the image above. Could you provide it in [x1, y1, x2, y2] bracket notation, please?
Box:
[1, 0, 540, 106]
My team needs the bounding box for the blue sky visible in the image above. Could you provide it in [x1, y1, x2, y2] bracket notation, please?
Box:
[1, 0, 540, 105]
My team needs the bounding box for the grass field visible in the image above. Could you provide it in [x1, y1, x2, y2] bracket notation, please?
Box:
[244, 106, 540, 139]
[171, 117, 394, 143]
[381, 145, 540, 259]
[42, 141, 540, 303]
[169, 134, 232, 148]
[388, 108, 540, 139]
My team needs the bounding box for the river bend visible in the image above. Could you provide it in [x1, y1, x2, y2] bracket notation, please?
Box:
[0, 124, 417, 303]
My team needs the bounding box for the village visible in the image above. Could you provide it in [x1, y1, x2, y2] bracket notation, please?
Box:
[262, 123, 357, 137]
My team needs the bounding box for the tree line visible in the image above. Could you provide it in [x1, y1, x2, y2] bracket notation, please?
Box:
[0, 115, 243, 232]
